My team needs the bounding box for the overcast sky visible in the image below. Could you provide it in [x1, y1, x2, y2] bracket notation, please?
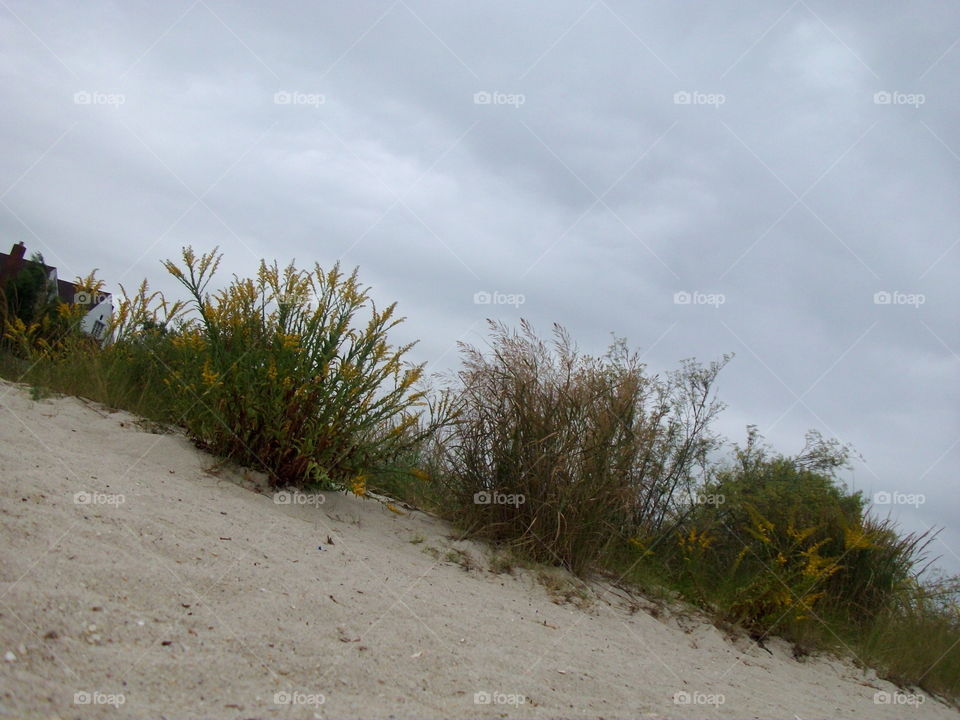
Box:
[2, 1, 957, 574]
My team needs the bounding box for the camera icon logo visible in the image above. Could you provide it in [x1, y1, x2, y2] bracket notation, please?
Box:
[474, 691, 492, 704]
[873, 491, 892, 505]
[473, 291, 492, 305]
[473, 91, 492, 105]
[873, 91, 892, 105]
[473, 491, 491, 505]
[74, 291, 108, 306]
[673, 291, 691, 305]
[673, 91, 691, 105]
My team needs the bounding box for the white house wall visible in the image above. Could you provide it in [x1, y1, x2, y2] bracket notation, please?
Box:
[80, 298, 113, 340]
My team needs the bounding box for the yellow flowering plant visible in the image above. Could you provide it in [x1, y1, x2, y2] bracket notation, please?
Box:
[160, 246, 451, 489]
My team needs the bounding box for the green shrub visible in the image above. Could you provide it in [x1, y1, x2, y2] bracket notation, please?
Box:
[667, 428, 941, 637]
[2, 251, 51, 327]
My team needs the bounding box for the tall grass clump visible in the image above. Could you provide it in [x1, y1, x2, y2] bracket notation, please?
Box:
[856, 574, 960, 700]
[160, 246, 446, 489]
[440, 320, 727, 574]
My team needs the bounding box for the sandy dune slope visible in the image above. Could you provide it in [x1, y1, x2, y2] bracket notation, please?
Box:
[0, 379, 956, 719]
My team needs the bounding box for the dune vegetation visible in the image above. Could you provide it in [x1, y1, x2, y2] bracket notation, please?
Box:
[2, 246, 957, 703]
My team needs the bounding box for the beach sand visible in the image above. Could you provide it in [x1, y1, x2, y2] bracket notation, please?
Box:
[1, 378, 956, 719]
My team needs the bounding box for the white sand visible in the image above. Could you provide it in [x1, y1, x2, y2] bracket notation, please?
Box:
[0, 378, 956, 719]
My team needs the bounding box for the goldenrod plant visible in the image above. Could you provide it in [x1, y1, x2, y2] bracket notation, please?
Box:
[161, 246, 450, 488]
[107, 279, 188, 345]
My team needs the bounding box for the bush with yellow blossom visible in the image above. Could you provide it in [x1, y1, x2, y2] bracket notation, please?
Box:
[160, 246, 450, 489]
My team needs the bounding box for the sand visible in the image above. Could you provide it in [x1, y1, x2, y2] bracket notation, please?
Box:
[0, 378, 956, 719]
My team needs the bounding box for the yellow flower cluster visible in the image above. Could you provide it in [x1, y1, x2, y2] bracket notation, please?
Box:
[800, 540, 842, 583]
[678, 527, 714, 555]
[844, 525, 874, 551]
[171, 331, 205, 351]
[350, 474, 368, 497]
[628, 535, 655, 558]
[722, 505, 853, 624]
[200, 360, 221, 387]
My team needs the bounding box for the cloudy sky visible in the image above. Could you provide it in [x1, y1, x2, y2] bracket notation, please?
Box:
[2, 1, 957, 572]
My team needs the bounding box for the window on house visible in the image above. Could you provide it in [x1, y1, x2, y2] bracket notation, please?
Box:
[91, 320, 106, 338]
